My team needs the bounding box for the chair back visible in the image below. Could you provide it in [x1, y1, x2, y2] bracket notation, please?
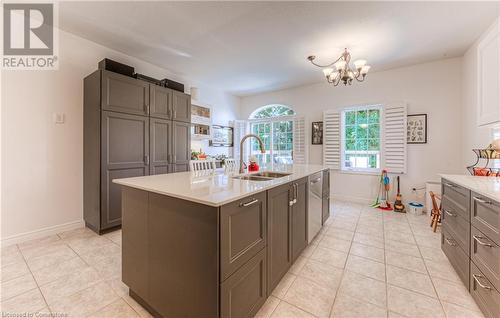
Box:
[429, 191, 440, 212]
[224, 158, 236, 172]
[190, 159, 216, 172]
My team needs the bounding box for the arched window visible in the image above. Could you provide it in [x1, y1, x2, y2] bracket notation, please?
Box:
[248, 104, 296, 165]
[249, 104, 295, 119]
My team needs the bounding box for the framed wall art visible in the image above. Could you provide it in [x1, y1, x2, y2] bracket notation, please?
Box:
[407, 114, 427, 144]
[312, 121, 323, 145]
[209, 125, 234, 147]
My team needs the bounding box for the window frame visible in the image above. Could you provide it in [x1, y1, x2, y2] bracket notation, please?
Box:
[340, 104, 383, 173]
[249, 115, 296, 164]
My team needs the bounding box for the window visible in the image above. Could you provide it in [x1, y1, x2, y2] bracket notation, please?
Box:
[249, 105, 295, 165]
[342, 105, 381, 171]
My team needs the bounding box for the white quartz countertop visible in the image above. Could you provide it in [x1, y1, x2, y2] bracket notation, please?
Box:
[440, 174, 500, 202]
[113, 164, 328, 207]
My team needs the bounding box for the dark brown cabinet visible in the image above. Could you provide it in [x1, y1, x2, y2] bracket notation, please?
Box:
[84, 70, 191, 234]
[291, 178, 308, 262]
[101, 71, 149, 116]
[149, 85, 173, 119]
[172, 90, 191, 122]
[220, 192, 267, 281]
[267, 179, 308, 293]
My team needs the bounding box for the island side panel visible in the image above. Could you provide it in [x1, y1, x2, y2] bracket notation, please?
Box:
[148, 192, 219, 318]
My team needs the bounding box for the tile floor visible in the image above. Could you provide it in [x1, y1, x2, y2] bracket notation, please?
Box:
[0, 200, 484, 318]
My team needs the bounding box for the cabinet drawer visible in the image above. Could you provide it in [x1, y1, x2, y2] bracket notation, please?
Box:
[442, 197, 470, 255]
[471, 192, 500, 246]
[220, 249, 267, 318]
[470, 262, 500, 318]
[471, 225, 500, 292]
[442, 179, 470, 216]
[441, 226, 470, 289]
[220, 192, 267, 281]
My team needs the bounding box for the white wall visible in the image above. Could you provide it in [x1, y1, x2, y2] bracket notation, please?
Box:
[1, 30, 239, 242]
[240, 58, 464, 203]
[461, 20, 499, 171]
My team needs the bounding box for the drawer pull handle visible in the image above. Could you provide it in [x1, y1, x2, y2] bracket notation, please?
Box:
[473, 235, 493, 247]
[444, 210, 456, 217]
[473, 274, 492, 290]
[240, 199, 259, 207]
[473, 196, 492, 205]
[445, 183, 455, 188]
[445, 237, 456, 246]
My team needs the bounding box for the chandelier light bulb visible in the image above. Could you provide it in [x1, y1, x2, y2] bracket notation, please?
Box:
[322, 68, 334, 77]
[354, 59, 367, 70]
[361, 65, 371, 75]
[334, 60, 347, 71]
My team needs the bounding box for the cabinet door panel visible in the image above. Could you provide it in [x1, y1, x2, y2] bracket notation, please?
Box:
[267, 183, 292, 293]
[101, 111, 149, 230]
[221, 249, 267, 318]
[471, 192, 500, 246]
[172, 121, 190, 165]
[471, 225, 500, 292]
[150, 86, 172, 119]
[150, 118, 171, 175]
[221, 192, 267, 281]
[441, 226, 469, 289]
[172, 91, 191, 123]
[292, 178, 308, 261]
[101, 71, 149, 115]
[470, 262, 500, 318]
[171, 163, 189, 172]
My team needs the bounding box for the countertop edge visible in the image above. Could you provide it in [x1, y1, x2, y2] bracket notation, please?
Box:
[440, 174, 500, 202]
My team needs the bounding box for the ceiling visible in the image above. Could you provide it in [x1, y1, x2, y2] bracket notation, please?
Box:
[59, 1, 499, 96]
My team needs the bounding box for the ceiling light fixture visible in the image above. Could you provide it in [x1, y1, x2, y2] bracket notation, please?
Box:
[307, 48, 371, 86]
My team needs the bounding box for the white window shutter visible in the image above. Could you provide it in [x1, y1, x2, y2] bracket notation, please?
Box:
[323, 110, 341, 169]
[293, 117, 307, 164]
[232, 120, 249, 163]
[383, 103, 407, 174]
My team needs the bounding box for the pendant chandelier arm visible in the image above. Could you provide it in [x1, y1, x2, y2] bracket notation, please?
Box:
[308, 55, 344, 68]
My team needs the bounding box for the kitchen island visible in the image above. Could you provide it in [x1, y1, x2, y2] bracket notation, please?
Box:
[113, 164, 330, 318]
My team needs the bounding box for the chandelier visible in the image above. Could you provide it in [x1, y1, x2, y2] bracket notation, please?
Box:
[307, 48, 371, 86]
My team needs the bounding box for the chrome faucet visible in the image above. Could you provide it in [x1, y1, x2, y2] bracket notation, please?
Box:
[239, 134, 266, 173]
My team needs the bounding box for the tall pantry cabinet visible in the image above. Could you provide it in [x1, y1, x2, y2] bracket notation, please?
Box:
[84, 70, 191, 234]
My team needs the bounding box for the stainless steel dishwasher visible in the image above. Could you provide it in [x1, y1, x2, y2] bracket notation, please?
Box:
[308, 172, 323, 243]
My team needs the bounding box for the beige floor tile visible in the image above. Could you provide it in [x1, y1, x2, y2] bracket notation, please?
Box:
[329, 220, 357, 232]
[300, 242, 318, 258]
[122, 294, 153, 318]
[384, 222, 412, 234]
[338, 271, 387, 308]
[79, 243, 121, 266]
[345, 254, 386, 282]
[324, 227, 355, 241]
[318, 236, 352, 253]
[1, 260, 30, 282]
[352, 232, 384, 249]
[270, 301, 316, 318]
[355, 225, 384, 238]
[87, 298, 139, 318]
[49, 281, 119, 317]
[32, 257, 88, 286]
[67, 236, 113, 255]
[283, 277, 336, 318]
[385, 230, 415, 245]
[310, 246, 348, 269]
[40, 266, 102, 305]
[1, 247, 25, 267]
[58, 227, 96, 240]
[388, 311, 407, 318]
[105, 277, 129, 297]
[387, 285, 445, 318]
[289, 256, 308, 275]
[255, 296, 280, 318]
[442, 301, 485, 318]
[424, 258, 462, 284]
[432, 277, 480, 311]
[0, 288, 46, 314]
[25, 245, 78, 272]
[349, 242, 385, 263]
[419, 246, 448, 262]
[385, 250, 427, 274]
[330, 292, 387, 318]
[92, 254, 122, 279]
[17, 235, 61, 251]
[386, 265, 436, 298]
[298, 259, 343, 291]
[414, 233, 441, 249]
[385, 240, 420, 257]
[272, 273, 297, 299]
[20, 242, 69, 260]
[1, 274, 38, 301]
[103, 230, 122, 245]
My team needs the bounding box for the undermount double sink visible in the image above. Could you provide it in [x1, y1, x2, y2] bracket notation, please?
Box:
[233, 171, 291, 181]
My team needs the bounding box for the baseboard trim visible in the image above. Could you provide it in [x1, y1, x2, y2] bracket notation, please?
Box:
[1, 220, 85, 247]
[331, 193, 372, 205]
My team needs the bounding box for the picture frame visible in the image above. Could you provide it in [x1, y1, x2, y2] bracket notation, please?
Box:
[311, 121, 323, 145]
[407, 114, 427, 144]
[209, 125, 234, 147]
